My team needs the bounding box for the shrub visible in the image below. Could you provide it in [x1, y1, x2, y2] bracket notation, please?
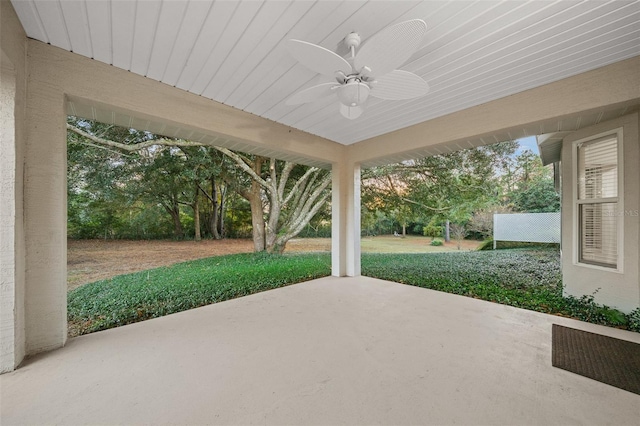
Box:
[477, 239, 494, 250]
[449, 223, 467, 250]
[423, 224, 442, 239]
[629, 308, 640, 332]
[478, 240, 560, 251]
[430, 239, 443, 246]
[562, 290, 628, 327]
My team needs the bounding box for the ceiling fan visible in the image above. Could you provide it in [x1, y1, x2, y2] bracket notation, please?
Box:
[286, 19, 430, 119]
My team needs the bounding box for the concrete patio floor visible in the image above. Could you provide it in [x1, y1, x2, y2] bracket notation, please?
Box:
[1, 276, 639, 425]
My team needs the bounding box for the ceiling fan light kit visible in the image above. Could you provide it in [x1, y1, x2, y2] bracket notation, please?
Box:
[338, 81, 370, 107]
[286, 19, 429, 119]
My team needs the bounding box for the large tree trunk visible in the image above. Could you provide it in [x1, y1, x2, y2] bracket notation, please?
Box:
[192, 184, 201, 241]
[164, 201, 183, 239]
[264, 166, 331, 254]
[249, 189, 265, 251]
[249, 157, 266, 251]
[200, 177, 222, 240]
[210, 177, 221, 239]
[193, 203, 201, 241]
[218, 184, 226, 238]
[266, 241, 286, 255]
[265, 160, 281, 253]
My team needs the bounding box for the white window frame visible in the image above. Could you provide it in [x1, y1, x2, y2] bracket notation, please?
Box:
[572, 128, 624, 273]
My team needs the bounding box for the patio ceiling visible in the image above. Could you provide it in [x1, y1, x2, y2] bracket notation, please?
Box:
[10, 0, 640, 155]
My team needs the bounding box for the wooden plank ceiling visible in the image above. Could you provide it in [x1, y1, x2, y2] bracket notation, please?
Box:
[11, 0, 640, 146]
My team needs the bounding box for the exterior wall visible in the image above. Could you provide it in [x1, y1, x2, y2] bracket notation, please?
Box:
[561, 113, 640, 313]
[0, 0, 27, 372]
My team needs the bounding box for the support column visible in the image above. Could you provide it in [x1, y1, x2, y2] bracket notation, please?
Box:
[1, 0, 27, 373]
[1, 57, 24, 372]
[331, 161, 361, 277]
[23, 56, 68, 355]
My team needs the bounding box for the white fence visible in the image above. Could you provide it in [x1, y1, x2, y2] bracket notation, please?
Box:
[493, 212, 561, 248]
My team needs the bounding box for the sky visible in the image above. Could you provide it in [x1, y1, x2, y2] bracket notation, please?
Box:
[516, 136, 539, 155]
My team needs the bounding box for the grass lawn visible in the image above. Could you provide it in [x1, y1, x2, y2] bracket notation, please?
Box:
[285, 235, 481, 253]
[361, 235, 481, 253]
[68, 248, 639, 337]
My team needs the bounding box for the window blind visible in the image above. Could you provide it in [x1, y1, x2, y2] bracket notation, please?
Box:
[576, 135, 619, 268]
[579, 203, 618, 267]
[578, 136, 617, 200]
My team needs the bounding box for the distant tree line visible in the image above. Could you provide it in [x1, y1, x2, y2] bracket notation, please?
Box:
[361, 141, 560, 241]
[68, 118, 558, 250]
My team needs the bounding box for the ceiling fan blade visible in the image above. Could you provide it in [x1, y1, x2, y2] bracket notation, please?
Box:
[340, 104, 364, 120]
[370, 70, 429, 100]
[286, 83, 339, 105]
[288, 39, 352, 77]
[354, 19, 427, 77]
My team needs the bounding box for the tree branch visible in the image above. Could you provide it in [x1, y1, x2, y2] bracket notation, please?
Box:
[211, 146, 270, 190]
[197, 182, 215, 204]
[277, 162, 296, 202]
[282, 166, 317, 207]
[68, 138, 136, 158]
[67, 123, 201, 151]
[400, 197, 450, 212]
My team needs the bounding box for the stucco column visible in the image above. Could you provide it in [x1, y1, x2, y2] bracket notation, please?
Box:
[1, 59, 22, 372]
[23, 56, 68, 355]
[1, 0, 27, 373]
[331, 161, 361, 277]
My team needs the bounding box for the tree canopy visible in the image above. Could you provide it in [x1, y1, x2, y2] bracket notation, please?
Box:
[361, 142, 559, 239]
[67, 118, 330, 253]
[68, 117, 558, 248]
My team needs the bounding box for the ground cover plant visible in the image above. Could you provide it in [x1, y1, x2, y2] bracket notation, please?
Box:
[361, 248, 635, 331]
[69, 246, 637, 338]
[68, 252, 331, 337]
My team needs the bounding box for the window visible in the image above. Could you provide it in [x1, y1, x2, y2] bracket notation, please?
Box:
[575, 132, 621, 269]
